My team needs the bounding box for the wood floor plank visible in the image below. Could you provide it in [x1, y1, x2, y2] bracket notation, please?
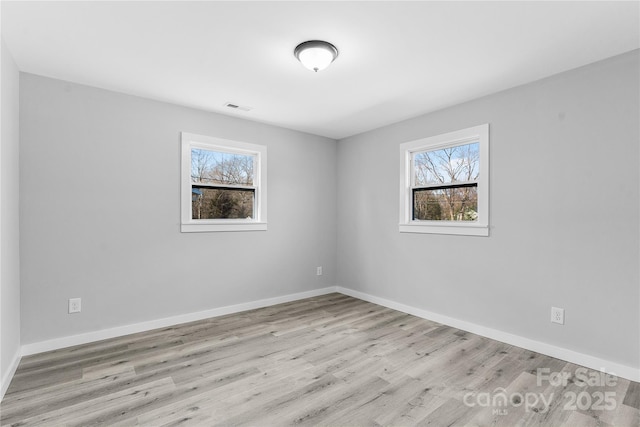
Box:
[215, 374, 343, 426]
[375, 387, 449, 426]
[415, 396, 477, 426]
[623, 379, 640, 409]
[10, 377, 176, 427]
[314, 375, 428, 426]
[0, 369, 140, 425]
[561, 410, 613, 427]
[5, 363, 83, 394]
[268, 375, 391, 426]
[1, 293, 637, 426]
[13, 338, 184, 380]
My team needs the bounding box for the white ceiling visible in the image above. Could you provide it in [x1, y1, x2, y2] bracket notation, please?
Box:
[2, 1, 639, 140]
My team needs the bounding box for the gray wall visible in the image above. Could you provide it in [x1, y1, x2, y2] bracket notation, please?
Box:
[336, 51, 639, 369]
[1, 39, 21, 391]
[19, 74, 337, 344]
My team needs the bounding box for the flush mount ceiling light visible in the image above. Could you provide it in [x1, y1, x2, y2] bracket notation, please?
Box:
[294, 40, 338, 72]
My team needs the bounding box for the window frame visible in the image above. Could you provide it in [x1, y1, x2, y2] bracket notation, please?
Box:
[181, 132, 267, 232]
[399, 124, 489, 236]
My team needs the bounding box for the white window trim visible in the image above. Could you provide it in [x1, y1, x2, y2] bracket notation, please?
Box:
[399, 124, 489, 237]
[181, 132, 267, 232]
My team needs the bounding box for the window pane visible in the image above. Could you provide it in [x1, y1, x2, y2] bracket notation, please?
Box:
[414, 142, 479, 186]
[192, 187, 254, 219]
[413, 185, 477, 221]
[191, 148, 254, 186]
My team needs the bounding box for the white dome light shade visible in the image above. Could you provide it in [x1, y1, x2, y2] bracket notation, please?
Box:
[294, 40, 338, 72]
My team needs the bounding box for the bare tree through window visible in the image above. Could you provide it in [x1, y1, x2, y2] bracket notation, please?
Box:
[413, 142, 479, 221]
[191, 148, 255, 219]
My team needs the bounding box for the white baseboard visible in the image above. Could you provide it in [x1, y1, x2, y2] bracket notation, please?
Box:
[16, 285, 639, 386]
[21, 287, 338, 356]
[337, 286, 640, 383]
[1, 347, 22, 400]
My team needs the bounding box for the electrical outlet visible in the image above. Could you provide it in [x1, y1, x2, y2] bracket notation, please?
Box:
[316, 266, 323, 276]
[551, 307, 564, 325]
[69, 298, 82, 314]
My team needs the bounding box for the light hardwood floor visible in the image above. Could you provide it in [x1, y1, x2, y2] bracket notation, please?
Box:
[1, 293, 638, 426]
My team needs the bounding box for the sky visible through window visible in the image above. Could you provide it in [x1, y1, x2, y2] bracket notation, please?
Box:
[191, 148, 254, 186]
[414, 142, 479, 186]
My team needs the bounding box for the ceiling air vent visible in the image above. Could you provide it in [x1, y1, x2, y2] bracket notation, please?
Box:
[224, 102, 252, 112]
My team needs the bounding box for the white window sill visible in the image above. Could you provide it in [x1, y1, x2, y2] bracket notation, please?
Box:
[181, 222, 268, 233]
[399, 223, 489, 237]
